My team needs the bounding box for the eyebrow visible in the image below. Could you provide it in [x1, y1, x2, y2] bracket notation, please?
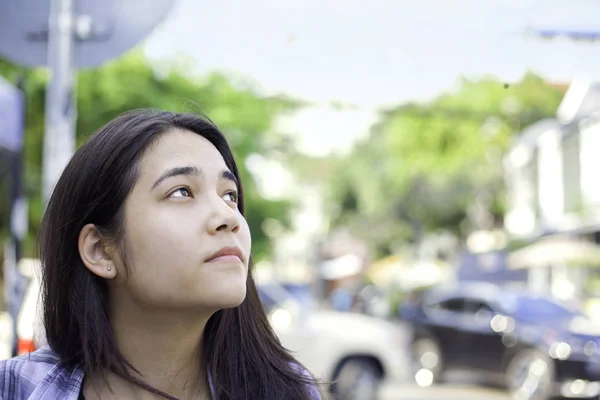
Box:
[222, 170, 240, 189]
[151, 166, 239, 191]
[151, 166, 201, 191]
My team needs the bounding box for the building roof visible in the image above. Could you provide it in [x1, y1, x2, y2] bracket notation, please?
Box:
[557, 80, 600, 123]
[510, 80, 600, 149]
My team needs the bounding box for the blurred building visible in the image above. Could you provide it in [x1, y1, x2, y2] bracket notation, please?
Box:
[316, 228, 370, 302]
[366, 254, 450, 290]
[246, 155, 329, 284]
[503, 80, 600, 306]
[457, 249, 528, 284]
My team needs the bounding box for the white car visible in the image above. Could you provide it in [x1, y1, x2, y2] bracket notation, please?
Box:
[15, 258, 46, 355]
[258, 283, 409, 400]
[0, 312, 13, 359]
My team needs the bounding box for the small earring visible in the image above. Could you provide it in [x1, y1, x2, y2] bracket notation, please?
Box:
[107, 267, 112, 271]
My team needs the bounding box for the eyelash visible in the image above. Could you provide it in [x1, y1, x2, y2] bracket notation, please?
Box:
[168, 187, 239, 204]
[169, 187, 193, 198]
[224, 190, 239, 204]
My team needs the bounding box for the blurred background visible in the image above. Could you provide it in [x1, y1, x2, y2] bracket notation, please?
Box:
[2, 1, 600, 399]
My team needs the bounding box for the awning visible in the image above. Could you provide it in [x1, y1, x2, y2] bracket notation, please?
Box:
[320, 254, 362, 280]
[507, 236, 600, 269]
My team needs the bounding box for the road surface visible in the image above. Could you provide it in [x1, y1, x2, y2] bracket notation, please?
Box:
[379, 382, 509, 400]
[380, 370, 511, 400]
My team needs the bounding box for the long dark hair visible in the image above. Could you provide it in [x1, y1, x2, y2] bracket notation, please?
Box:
[39, 109, 320, 399]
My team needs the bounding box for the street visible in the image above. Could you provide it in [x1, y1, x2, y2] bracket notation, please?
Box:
[379, 371, 510, 400]
[380, 382, 509, 400]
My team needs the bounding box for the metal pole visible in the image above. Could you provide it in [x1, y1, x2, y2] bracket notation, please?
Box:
[2, 77, 28, 357]
[8, 150, 29, 357]
[43, 0, 77, 207]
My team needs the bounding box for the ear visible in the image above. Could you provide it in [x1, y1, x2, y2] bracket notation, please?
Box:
[78, 223, 117, 280]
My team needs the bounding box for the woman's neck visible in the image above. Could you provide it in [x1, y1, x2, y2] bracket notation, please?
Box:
[84, 296, 214, 399]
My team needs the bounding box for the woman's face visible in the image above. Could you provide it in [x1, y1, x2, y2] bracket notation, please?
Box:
[112, 129, 251, 310]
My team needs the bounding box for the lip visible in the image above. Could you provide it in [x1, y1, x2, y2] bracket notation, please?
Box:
[205, 246, 243, 263]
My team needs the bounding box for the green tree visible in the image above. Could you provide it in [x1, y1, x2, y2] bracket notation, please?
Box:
[322, 73, 564, 256]
[0, 52, 298, 261]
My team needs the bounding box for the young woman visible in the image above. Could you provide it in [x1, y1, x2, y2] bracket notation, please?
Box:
[0, 110, 323, 399]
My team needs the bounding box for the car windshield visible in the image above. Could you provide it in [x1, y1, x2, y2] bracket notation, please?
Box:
[499, 294, 580, 321]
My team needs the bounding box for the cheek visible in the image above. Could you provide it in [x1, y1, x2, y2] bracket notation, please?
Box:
[123, 209, 201, 275]
[239, 218, 252, 254]
[129, 206, 196, 247]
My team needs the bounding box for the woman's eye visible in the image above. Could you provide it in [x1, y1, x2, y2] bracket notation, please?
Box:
[169, 187, 193, 198]
[223, 191, 238, 203]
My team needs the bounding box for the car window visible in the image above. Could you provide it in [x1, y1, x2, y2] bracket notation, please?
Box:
[431, 297, 465, 313]
[462, 300, 498, 324]
[464, 300, 494, 315]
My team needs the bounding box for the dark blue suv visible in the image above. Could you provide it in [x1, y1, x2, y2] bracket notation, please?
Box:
[401, 282, 600, 400]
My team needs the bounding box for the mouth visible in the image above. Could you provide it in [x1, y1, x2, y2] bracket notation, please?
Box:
[205, 246, 243, 263]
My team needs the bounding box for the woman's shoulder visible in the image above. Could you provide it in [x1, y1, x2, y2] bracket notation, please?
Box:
[1, 346, 61, 381]
[0, 346, 84, 399]
[305, 379, 324, 400]
[289, 363, 324, 400]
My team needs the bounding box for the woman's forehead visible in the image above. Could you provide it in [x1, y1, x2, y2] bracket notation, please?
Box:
[140, 130, 229, 173]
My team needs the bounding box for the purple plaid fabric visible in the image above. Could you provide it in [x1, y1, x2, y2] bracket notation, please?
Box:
[1, 346, 322, 399]
[0, 346, 83, 400]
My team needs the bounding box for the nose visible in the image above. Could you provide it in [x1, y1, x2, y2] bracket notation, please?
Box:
[206, 197, 241, 235]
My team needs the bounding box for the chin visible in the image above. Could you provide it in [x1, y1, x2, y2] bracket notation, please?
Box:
[219, 293, 247, 309]
[205, 281, 247, 310]
[220, 284, 247, 307]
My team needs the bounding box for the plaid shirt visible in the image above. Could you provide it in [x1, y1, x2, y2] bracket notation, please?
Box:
[1, 346, 322, 399]
[0, 346, 83, 400]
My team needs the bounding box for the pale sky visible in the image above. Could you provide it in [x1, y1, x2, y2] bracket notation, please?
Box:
[143, 0, 600, 154]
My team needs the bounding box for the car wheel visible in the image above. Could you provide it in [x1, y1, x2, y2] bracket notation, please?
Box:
[505, 349, 555, 400]
[334, 359, 381, 400]
[411, 336, 443, 386]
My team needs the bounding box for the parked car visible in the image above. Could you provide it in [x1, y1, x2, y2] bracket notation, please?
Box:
[258, 282, 408, 400]
[401, 281, 600, 400]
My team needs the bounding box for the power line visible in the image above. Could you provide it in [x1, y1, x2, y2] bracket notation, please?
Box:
[525, 26, 600, 42]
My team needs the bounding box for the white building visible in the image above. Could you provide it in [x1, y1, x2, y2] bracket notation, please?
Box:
[246, 154, 329, 284]
[503, 80, 600, 305]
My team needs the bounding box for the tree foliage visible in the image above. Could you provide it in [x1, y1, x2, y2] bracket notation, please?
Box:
[0, 52, 298, 261]
[323, 73, 564, 257]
